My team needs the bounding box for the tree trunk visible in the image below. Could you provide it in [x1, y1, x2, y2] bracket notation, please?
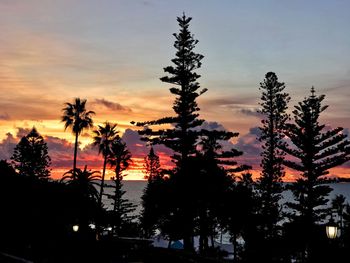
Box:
[73, 131, 79, 171]
[96, 156, 107, 238]
[98, 156, 107, 209]
[233, 232, 237, 262]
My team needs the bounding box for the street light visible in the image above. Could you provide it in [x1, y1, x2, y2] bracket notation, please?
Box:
[72, 224, 79, 232]
[326, 217, 338, 239]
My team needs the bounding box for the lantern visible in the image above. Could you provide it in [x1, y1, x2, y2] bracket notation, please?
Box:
[326, 218, 338, 239]
[72, 224, 79, 232]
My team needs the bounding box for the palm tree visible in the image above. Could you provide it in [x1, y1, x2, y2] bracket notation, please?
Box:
[61, 98, 95, 171]
[107, 138, 134, 235]
[61, 166, 101, 201]
[61, 166, 101, 231]
[93, 122, 119, 209]
[108, 138, 132, 181]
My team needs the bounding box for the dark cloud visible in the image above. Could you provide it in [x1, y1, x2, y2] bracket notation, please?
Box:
[121, 128, 173, 158]
[238, 108, 262, 118]
[16, 127, 32, 138]
[0, 132, 17, 160]
[201, 96, 257, 109]
[94, 98, 132, 112]
[46, 136, 101, 171]
[0, 112, 10, 120]
[142, 1, 153, 6]
[234, 127, 261, 169]
[0, 127, 101, 172]
[199, 121, 226, 131]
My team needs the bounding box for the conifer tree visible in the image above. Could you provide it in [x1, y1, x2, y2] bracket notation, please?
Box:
[281, 88, 350, 261]
[143, 146, 162, 180]
[107, 138, 136, 236]
[256, 72, 290, 239]
[196, 130, 251, 253]
[223, 173, 257, 262]
[281, 87, 350, 226]
[11, 127, 51, 179]
[141, 147, 165, 238]
[134, 13, 206, 250]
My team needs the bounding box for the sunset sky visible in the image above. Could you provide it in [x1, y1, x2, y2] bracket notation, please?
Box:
[0, 0, 349, 180]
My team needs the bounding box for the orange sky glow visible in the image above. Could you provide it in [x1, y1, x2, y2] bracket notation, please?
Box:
[0, 1, 349, 181]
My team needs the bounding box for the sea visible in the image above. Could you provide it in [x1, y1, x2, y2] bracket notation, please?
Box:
[102, 181, 350, 246]
[102, 181, 350, 214]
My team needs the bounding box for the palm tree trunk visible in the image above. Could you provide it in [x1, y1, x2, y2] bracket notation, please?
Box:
[96, 156, 107, 239]
[98, 156, 107, 209]
[73, 131, 79, 171]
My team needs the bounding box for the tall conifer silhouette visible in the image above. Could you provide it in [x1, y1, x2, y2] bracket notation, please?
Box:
[11, 127, 51, 178]
[134, 13, 206, 250]
[256, 72, 290, 239]
[141, 147, 164, 238]
[280, 88, 350, 260]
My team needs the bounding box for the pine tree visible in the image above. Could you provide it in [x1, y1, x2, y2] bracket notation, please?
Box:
[107, 138, 136, 236]
[141, 147, 165, 238]
[134, 13, 206, 250]
[143, 146, 162, 180]
[280, 88, 350, 260]
[331, 194, 347, 230]
[11, 127, 51, 179]
[256, 72, 290, 239]
[196, 130, 251, 253]
[223, 173, 257, 262]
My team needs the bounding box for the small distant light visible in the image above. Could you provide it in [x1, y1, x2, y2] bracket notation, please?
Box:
[89, 223, 96, 229]
[107, 227, 112, 231]
[73, 225, 79, 232]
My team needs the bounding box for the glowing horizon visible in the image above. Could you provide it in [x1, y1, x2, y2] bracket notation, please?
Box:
[0, 1, 349, 180]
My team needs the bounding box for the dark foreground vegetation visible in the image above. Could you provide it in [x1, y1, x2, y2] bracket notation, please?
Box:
[1, 13, 350, 263]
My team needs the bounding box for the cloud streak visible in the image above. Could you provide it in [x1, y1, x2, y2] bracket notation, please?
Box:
[94, 98, 132, 112]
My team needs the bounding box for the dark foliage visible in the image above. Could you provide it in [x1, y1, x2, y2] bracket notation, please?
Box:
[280, 87, 350, 261]
[106, 138, 137, 237]
[0, 160, 97, 262]
[93, 122, 119, 210]
[141, 147, 165, 238]
[256, 72, 290, 240]
[195, 129, 251, 254]
[134, 13, 206, 251]
[11, 127, 51, 179]
[62, 98, 95, 171]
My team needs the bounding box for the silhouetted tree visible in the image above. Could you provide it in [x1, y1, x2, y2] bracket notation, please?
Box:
[331, 194, 347, 230]
[106, 138, 136, 236]
[141, 147, 166, 238]
[341, 204, 350, 251]
[143, 146, 162, 180]
[222, 173, 257, 262]
[281, 87, 350, 261]
[256, 72, 290, 243]
[196, 129, 250, 254]
[11, 127, 51, 179]
[93, 122, 119, 209]
[0, 159, 17, 177]
[61, 98, 95, 171]
[61, 166, 101, 233]
[134, 13, 206, 251]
